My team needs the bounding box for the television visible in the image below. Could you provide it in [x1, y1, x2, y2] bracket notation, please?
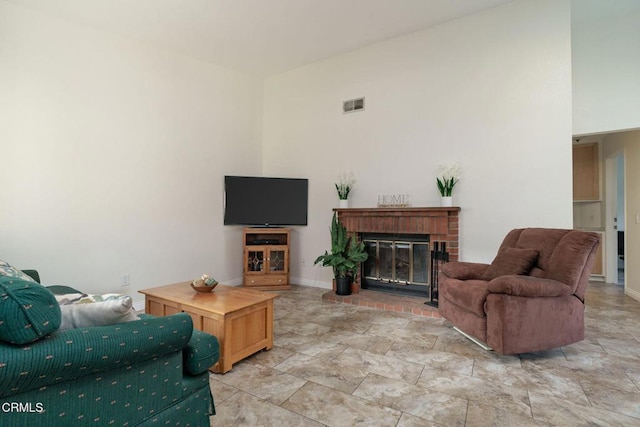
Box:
[224, 176, 308, 226]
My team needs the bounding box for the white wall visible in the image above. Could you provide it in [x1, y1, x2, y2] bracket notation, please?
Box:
[0, 1, 263, 301]
[572, 5, 640, 302]
[263, 0, 573, 288]
[572, 8, 640, 135]
[0, 0, 576, 297]
[602, 130, 640, 301]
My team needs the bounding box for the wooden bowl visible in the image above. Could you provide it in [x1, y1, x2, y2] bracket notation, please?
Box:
[190, 282, 218, 293]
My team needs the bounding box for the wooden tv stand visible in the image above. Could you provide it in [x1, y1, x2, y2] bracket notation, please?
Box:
[243, 228, 290, 290]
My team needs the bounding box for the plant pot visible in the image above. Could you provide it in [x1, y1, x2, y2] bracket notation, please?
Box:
[339, 199, 349, 208]
[440, 196, 453, 207]
[335, 276, 352, 296]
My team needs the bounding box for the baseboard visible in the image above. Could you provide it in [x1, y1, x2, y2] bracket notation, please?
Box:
[625, 287, 640, 303]
[133, 278, 331, 312]
[132, 277, 245, 313]
[225, 277, 243, 286]
[289, 277, 332, 289]
[132, 299, 145, 313]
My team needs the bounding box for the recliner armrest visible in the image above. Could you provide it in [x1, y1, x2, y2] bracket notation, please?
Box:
[440, 262, 489, 280]
[487, 275, 573, 297]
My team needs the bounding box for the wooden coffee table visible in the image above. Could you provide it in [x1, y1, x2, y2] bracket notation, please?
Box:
[139, 282, 277, 373]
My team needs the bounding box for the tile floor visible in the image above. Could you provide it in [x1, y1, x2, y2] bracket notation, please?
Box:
[209, 282, 640, 426]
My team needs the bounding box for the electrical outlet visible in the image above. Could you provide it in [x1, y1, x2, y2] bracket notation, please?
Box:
[121, 273, 130, 287]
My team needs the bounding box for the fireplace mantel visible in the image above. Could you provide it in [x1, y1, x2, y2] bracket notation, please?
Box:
[335, 207, 460, 213]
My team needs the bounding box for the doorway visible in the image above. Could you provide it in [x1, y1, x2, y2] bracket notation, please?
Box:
[605, 152, 625, 285]
[604, 150, 626, 285]
[574, 132, 631, 290]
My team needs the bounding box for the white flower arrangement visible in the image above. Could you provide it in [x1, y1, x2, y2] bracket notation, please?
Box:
[335, 171, 356, 200]
[436, 164, 461, 197]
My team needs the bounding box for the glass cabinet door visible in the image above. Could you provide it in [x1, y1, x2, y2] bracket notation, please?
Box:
[268, 248, 287, 273]
[247, 249, 265, 272]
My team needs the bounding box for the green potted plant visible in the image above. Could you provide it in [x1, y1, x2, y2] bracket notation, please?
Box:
[314, 212, 368, 295]
[436, 163, 461, 207]
[336, 171, 356, 208]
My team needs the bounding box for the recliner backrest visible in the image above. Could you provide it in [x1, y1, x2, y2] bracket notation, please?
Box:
[498, 228, 600, 299]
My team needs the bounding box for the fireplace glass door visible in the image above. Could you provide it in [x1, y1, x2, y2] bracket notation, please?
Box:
[362, 234, 430, 296]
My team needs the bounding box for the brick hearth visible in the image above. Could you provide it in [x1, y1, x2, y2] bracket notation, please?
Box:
[322, 288, 442, 318]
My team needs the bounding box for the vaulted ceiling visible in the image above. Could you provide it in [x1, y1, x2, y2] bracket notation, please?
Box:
[7, 0, 640, 77]
[6, 0, 514, 76]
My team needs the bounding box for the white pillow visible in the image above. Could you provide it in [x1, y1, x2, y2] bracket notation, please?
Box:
[59, 296, 140, 330]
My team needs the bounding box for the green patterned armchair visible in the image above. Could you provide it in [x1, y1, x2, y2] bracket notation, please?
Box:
[0, 269, 219, 427]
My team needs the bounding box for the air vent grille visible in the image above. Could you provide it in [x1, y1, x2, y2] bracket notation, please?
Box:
[343, 97, 365, 113]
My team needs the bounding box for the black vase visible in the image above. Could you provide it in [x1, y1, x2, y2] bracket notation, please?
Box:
[335, 276, 352, 296]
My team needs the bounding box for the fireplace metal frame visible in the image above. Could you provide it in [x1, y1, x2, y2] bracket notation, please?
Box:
[361, 233, 431, 298]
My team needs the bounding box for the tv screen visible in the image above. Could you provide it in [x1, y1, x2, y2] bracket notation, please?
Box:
[224, 176, 308, 226]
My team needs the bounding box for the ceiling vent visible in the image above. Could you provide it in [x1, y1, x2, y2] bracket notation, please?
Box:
[343, 97, 365, 114]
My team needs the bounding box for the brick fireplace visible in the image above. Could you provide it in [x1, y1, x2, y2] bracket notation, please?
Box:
[334, 207, 460, 295]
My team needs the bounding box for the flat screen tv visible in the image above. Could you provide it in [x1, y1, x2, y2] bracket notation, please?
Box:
[224, 176, 308, 226]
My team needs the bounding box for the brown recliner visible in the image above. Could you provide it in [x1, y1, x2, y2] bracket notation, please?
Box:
[438, 228, 600, 354]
